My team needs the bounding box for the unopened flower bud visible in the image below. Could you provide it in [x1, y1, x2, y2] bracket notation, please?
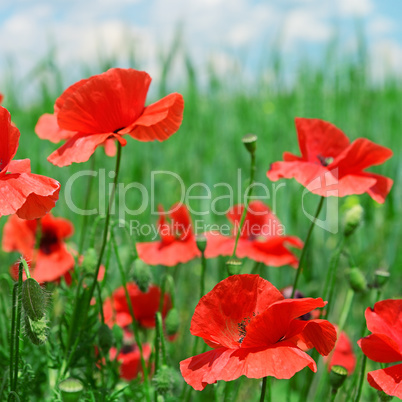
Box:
[80, 248, 98, 275]
[242, 133, 257, 155]
[348, 267, 367, 293]
[24, 315, 48, 345]
[343, 204, 364, 237]
[377, 390, 394, 401]
[196, 234, 207, 253]
[132, 260, 153, 293]
[98, 323, 114, 352]
[21, 277, 47, 321]
[58, 378, 84, 402]
[165, 308, 180, 337]
[226, 258, 242, 275]
[329, 365, 348, 391]
[373, 270, 390, 289]
[152, 365, 179, 396]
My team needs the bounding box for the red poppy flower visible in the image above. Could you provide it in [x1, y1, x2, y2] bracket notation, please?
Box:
[325, 328, 356, 375]
[136, 203, 201, 267]
[38, 68, 184, 167]
[3, 213, 75, 283]
[0, 106, 60, 219]
[204, 201, 303, 267]
[0, 92, 3, 104]
[109, 331, 152, 381]
[103, 282, 172, 329]
[267, 118, 393, 203]
[358, 299, 402, 398]
[180, 274, 337, 390]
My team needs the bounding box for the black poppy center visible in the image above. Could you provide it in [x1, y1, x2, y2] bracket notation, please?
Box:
[317, 154, 334, 167]
[39, 231, 59, 255]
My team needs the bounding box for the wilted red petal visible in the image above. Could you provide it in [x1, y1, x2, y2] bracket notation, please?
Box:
[126, 93, 184, 141]
[35, 113, 75, 143]
[367, 364, 402, 398]
[294, 118, 350, 163]
[47, 132, 125, 167]
[190, 275, 283, 349]
[180, 343, 316, 390]
[0, 106, 20, 174]
[136, 239, 200, 267]
[358, 334, 402, 363]
[58, 68, 151, 134]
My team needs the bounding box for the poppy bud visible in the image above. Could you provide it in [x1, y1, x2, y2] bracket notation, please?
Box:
[348, 267, 367, 293]
[377, 390, 394, 401]
[152, 365, 179, 395]
[343, 204, 364, 237]
[24, 315, 48, 345]
[132, 260, 153, 293]
[21, 277, 48, 321]
[81, 248, 97, 273]
[98, 323, 114, 353]
[196, 234, 207, 253]
[226, 258, 242, 275]
[165, 308, 180, 337]
[329, 365, 348, 391]
[373, 269, 390, 289]
[242, 133, 257, 155]
[58, 378, 84, 402]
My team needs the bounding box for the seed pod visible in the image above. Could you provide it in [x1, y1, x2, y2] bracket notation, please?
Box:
[21, 277, 47, 321]
[196, 234, 207, 253]
[226, 258, 242, 276]
[24, 315, 48, 345]
[343, 204, 364, 237]
[152, 365, 177, 395]
[242, 133, 258, 155]
[348, 267, 367, 293]
[329, 365, 348, 391]
[58, 378, 84, 402]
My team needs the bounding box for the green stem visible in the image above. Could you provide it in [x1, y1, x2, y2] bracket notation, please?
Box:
[353, 355, 367, 402]
[9, 284, 17, 394]
[155, 312, 167, 366]
[11, 263, 23, 398]
[200, 250, 207, 298]
[260, 376, 268, 402]
[337, 288, 354, 335]
[87, 142, 122, 303]
[110, 231, 151, 402]
[78, 154, 96, 256]
[231, 151, 256, 258]
[291, 196, 325, 298]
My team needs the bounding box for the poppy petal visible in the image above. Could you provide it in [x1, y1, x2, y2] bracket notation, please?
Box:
[190, 275, 283, 348]
[297, 319, 337, 356]
[361, 173, 394, 204]
[0, 173, 60, 220]
[333, 138, 393, 174]
[0, 106, 20, 174]
[180, 343, 317, 390]
[58, 68, 151, 134]
[2, 214, 35, 255]
[35, 113, 75, 143]
[30, 246, 75, 283]
[8, 159, 31, 174]
[358, 334, 402, 363]
[126, 93, 184, 141]
[103, 138, 117, 157]
[294, 118, 350, 163]
[48, 132, 124, 167]
[242, 298, 326, 348]
[367, 364, 402, 398]
[204, 232, 235, 259]
[365, 300, 402, 346]
[136, 239, 201, 267]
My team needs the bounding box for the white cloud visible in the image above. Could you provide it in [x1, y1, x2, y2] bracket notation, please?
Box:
[338, 0, 374, 16]
[368, 16, 395, 36]
[283, 9, 332, 45]
[370, 39, 402, 80]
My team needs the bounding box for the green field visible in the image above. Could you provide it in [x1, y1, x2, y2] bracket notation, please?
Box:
[0, 37, 401, 401]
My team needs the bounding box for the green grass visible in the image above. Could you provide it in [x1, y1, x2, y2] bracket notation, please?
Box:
[0, 35, 401, 401]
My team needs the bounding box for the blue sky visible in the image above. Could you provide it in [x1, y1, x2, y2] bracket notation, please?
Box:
[0, 0, 401, 98]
